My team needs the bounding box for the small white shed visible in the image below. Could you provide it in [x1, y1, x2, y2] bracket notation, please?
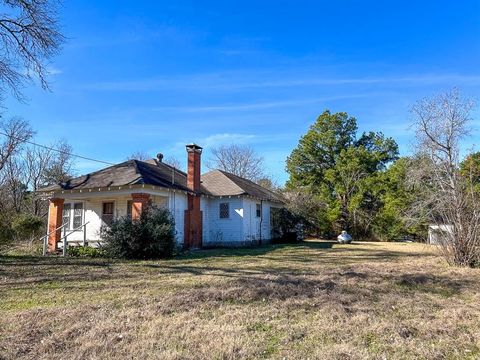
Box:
[428, 224, 453, 245]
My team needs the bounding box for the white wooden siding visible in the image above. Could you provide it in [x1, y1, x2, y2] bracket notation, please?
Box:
[168, 191, 187, 246]
[52, 190, 178, 244]
[242, 198, 275, 242]
[242, 198, 259, 241]
[200, 197, 210, 243]
[50, 189, 282, 247]
[204, 197, 244, 246]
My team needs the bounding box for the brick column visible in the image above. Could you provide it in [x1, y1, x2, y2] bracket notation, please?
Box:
[131, 193, 150, 220]
[47, 198, 64, 252]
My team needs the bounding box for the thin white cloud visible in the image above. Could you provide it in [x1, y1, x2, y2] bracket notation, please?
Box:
[245, 74, 480, 88]
[82, 72, 480, 92]
[47, 67, 63, 76]
[201, 133, 257, 146]
[151, 93, 372, 113]
[176, 133, 258, 149]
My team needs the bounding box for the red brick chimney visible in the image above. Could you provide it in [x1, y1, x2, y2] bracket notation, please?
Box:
[186, 144, 202, 191]
[184, 144, 203, 248]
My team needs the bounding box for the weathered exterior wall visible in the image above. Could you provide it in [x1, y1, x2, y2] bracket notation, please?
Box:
[242, 198, 278, 243]
[242, 198, 261, 242]
[200, 197, 210, 245]
[203, 197, 244, 246]
[50, 189, 181, 245]
[167, 192, 188, 247]
[48, 189, 283, 248]
[202, 197, 282, 246]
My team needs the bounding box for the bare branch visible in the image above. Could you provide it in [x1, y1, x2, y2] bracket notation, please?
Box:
[163, 155, 181, 169]
[125, 151, 151, 161]
[0, 116, 33, 171]
[0, 0, 64, 99]
[410, 88, 480, 267]
[207, 144, 265, 181]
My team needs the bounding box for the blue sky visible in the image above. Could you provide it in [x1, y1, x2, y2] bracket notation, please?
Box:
[5, 0, 480, 184]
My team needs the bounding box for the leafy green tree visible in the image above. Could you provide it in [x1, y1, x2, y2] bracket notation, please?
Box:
[460, 152, 480, 193]
[286, 110, 398, 237]
[286, 111, 357, 189]
[372, 157, 427, 241]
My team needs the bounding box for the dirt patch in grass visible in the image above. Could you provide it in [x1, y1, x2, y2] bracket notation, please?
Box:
[1, 241, 479, 359]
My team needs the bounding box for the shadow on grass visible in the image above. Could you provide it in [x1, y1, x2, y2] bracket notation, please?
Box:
[0, 254, 112, 266]
[395, 274, 467, 297]
[0, 240, 438, 292]
[177, 240, 335, 260]
[154, 269, 476, 312]
[177, 241, 429, 268]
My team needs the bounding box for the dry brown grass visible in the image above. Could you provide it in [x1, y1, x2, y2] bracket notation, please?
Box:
[1, 241, 479, 359]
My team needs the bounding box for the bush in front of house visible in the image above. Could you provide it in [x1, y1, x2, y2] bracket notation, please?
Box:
[68, 246, 106, 258]
[101, 205, 176, 259]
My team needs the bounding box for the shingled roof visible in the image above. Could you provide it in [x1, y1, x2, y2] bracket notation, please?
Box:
[201, 170, 283, 203]
[39, 160, 201, 193]
[40, 161, 283, 203]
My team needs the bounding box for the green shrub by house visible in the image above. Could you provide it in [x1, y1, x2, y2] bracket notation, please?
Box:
[68, 246, 106, 258]
[101, 205, 176, 259]
[11, 214, 44, 241]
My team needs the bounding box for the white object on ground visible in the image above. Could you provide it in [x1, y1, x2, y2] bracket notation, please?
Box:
[337, 230, 352, 244]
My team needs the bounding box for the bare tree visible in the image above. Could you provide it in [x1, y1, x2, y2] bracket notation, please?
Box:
[163, 155, 182, 169]
[126, 151, 151, 161]
[256, 177, 278, 192]
[1, 155, 25, 213]
[24, 143, 53, 215]
[44, 140, 74, 184]
[0, 0, 64, 99]
[0, 138, 74, 216]
[126, 152, 183, 171]
[282, 188, 327, 236]
[0, 117, 33, 171]
[208, 144, 265, 181]
[410, 88, 479, 267]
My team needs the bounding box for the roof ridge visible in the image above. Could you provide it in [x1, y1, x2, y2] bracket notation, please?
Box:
[39, 158, 195, 193]
[139, 159, 189, 177]
[214, 169, 282, 200]
[200, 169, 283, 202]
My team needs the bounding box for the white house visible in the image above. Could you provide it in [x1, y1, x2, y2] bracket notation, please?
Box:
[38, 144, 284, 252]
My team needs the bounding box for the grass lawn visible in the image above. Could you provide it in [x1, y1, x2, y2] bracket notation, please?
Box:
[1, 241, 479, 359]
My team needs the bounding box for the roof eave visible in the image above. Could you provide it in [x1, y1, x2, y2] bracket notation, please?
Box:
[35, 183, 200, 196]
